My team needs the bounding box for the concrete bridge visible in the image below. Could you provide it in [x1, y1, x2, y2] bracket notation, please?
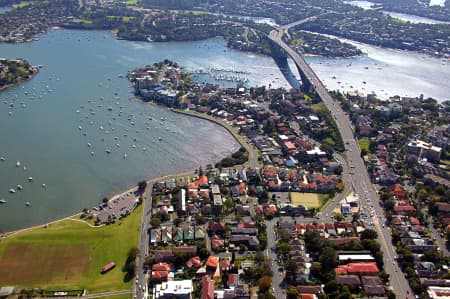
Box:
[267, 20, 413, 299]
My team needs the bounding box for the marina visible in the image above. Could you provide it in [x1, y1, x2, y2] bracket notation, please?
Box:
[0, 29, 449, 231]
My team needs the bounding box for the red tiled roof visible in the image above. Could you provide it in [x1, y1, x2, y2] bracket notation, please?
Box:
[335, 262, 379, 275]
[284, 141, 296, 151]
[151, 271, 168, 281]
[394, 205, 415, 213]
[188, 175, 208, 190]
[152, 263, 171, 271]
[211, 237, 224, 249]
[300, 294, 315, 299]
[237, 222, 256, 229]
[201, 275, 215, 299]
[220, 259, 231, 271]
[186, 256, 202, 268]
[264, 204, 277, 213]
[409, 217, 420, 225]
[206, 256, 219, 269]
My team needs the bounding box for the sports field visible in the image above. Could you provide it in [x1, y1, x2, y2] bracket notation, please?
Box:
[0, 206, 141, 292]
[290, 192, 329, 209]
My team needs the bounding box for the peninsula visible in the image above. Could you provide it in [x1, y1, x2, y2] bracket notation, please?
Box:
[0, 58, 38, 90]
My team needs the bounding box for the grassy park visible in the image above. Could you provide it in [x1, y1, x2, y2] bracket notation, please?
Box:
[0, 206, 141, 293]
[290, 192, 330, 209]
[358, 137, 370, 152]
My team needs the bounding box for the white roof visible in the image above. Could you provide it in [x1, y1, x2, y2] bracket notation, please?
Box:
[306, 146, 326, 156]
[338, 254, 374, 261]
[154, 280, 193, 298]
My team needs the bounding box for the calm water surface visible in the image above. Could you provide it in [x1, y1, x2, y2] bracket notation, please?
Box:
[345, 0, 450, 23]
[0, 30, 293, 231]
[294, 32, 450, 101]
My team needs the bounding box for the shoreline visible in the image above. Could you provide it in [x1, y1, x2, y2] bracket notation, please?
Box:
[0, 66, 39, 92]
[1, 106, 251, 237]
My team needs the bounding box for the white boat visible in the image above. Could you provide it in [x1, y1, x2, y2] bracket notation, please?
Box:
[0, 199, 6, 204]
[25, 201, 31, 206]
[90, 151, 95, 156]
[158, 137, 162, 141]
[78, 126, 82, 130]
[16, 161, 21, 167]
[105, 149, 111, 154]
[17, 184, 23, 190]
[0, 157, 5, 161]
[9, 188, 16, 193]
[87, 142, 91, 147]
[28, 177, 33, 182]
[42, 183, 46, 188]
[123, 153, 128, 159]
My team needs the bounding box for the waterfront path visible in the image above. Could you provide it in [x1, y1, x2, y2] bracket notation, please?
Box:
[268, 22, 412, 298]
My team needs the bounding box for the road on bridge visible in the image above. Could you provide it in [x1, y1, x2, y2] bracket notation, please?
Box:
[268, 24, 412, 299]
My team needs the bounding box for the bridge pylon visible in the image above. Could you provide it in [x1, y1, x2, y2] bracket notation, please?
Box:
[268, 38, 313, 93]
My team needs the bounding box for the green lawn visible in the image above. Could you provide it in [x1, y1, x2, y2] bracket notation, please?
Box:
[107, 16, 136, 22]
[358, 137, 370, 152]
[0, 206, 141, 292]
[124, 0, 137, 5]
[290, 192, 329, 209]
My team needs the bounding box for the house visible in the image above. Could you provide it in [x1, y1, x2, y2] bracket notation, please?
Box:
[206, 256, 219, 271]
[231, 227, 257, 235]
[178, 189, 186, 214]
[407, 140, 442, 162]
[201, 276, 215, 299]
[427, 286, 450, 299]
[153, 250, 173, 263]
[153, 280, 193, 299]
[361, 276, 385, 296]
[394, 205, 415, 216]
[229, 235, 260, 249]
[186, 256, 202, 268]
[335, 262, 380, 275]
[336, 275, 361, 288]
[338, 252, 375, 264]
[209, 222, 226, 234]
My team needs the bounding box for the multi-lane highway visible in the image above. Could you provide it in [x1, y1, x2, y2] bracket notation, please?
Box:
[268, 25, 412, 298]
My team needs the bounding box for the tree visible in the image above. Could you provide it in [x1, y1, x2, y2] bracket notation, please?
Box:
[334, 213, 344, 221]
[150, 217, 161, 228]
[384, 199, 396, 211]
[319, 246, 338, 273]
[258, 276, 272, 293]
[361, 228, 378, 240]
[138, 180, 147, 191]
[195, 215, 206, 225]
[277, 242, 291, 256]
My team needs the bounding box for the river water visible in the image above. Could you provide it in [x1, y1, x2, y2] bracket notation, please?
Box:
[303, 35, 450, 101]
[344, 0, 450, 24]
[0, 28, 449, 231]
[2, 30, 287, 231]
